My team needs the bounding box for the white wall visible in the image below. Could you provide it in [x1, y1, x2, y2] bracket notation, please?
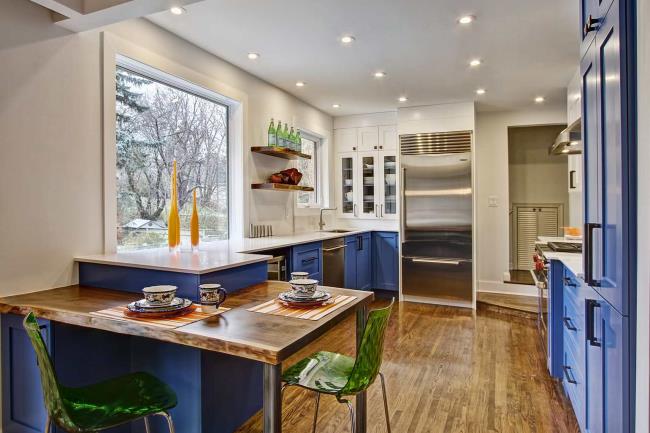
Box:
[636, 0, 649, 431]
[0, 0, 332, 296]
[475, 106, 566, 294]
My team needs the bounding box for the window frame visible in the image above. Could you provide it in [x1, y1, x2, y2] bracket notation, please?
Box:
[295, 129, 324, 209]
[114, 60, 232, 249]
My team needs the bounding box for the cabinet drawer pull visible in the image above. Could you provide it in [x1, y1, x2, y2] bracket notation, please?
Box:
[322, 245, 346, 252]
[584, 222, 601, 287]
[569, 170, 577, 189]
[586, 299, 602, 347]
[562, 365, 577, 384]
[563, 317, 577, 331]
[301, 257, 317, 264]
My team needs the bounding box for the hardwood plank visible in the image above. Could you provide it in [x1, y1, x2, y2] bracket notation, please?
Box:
[251, 146, 311, 160]
[0, 281, 373, 364]
[477, 292, 539, 314]
[235, 300, 580, 433]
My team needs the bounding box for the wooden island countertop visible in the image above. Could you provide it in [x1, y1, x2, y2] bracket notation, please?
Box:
[0, 281, 373, 365]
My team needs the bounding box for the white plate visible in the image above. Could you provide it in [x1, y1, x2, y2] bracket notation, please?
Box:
[134, 297, 185, 310]
[279, 290, 331, 303]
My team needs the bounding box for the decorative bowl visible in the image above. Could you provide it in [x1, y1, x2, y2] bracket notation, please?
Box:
[142, 285, 177, 306]
[289, 279, 319, 298]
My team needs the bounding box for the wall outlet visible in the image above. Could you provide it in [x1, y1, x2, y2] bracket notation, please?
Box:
[488, 195, 499, 207]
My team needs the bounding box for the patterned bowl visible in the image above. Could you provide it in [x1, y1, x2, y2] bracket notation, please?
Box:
[289, 279, 319, 298]
[142, 285, 177, 306]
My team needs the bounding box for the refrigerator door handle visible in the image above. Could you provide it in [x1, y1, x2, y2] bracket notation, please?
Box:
[400, 167, 406, 239]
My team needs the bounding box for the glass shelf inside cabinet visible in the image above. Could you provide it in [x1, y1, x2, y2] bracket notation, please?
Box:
[342, 157, 354, 214]
[362, 156, 375, 214]
[383, 156, 397, 215]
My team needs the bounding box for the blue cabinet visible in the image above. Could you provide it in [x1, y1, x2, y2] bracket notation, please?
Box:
[344, 233, 372, 290]
[344, 236, 358, 289]
[582, 0, 633, 316]
[291, 242, 322, 282]
[2, 314, 51, 433]
[357, 233, 372, 290]
[585, 287, 629, 433]
[372, 232, 398, 291]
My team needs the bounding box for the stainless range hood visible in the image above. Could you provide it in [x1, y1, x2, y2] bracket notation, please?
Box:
[549, 118, 582, 155]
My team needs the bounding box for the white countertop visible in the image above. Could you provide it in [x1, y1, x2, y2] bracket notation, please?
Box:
[536, 236, 582, 245]
[75, 229, 393, 274]
[544, 251, 584, 280]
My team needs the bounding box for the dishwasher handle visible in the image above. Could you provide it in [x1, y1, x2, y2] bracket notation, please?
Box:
[322, 245, 346, 252]
[407, 257, 466, 266]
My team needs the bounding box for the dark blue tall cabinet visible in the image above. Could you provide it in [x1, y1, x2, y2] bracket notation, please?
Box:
[580, 0, 635, 431]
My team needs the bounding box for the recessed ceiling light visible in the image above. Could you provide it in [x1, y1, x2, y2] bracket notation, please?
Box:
[398, 96, 408, 103]
[458, 15, 475, 25]
[247, 52, 260, 60]
[332, 104, 341, 108]
[374, 71, 387, 78]
[170, 6, 186, 15]
[535, 96, 545, 103]
[476, 88, 486, 95]
[469, 59, 482, 67]
[296, 81, 306, 87]
[340, 35, 356, 44]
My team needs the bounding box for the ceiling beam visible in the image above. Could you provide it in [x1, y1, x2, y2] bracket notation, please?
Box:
[28, 0, 204, 32]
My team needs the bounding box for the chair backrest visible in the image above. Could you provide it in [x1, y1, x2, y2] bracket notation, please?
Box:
[23, 313, 75, 429]
[339, 299, 394, 396]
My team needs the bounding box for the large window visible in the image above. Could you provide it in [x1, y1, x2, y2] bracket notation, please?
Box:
[115, 65, 229, 250]
[296, 134, 321, 208]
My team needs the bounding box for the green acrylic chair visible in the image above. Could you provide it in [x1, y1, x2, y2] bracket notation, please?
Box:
[22, 312, 178, 433]
[282, 299, 394, 433]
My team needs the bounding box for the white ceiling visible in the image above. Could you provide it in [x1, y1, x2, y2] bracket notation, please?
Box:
[148, 0, 579, 116]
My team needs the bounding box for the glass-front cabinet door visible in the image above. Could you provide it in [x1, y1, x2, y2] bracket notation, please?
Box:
[359, 151, 378, 218]
[379, 152, 398, 219]
[338, 152, 357, 218]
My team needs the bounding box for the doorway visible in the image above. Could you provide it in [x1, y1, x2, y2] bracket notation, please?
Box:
[508, 125, 568, 277]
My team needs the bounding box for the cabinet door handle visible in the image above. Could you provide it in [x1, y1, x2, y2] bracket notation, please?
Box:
[586, 299, 602, 347]
[562, 365, 578, 384]
[563, 277, 576, 287]
[380, 204, 384, 218]
[358, 235, 363, 251]
[374, 145, 377, 150]
[563, 317, 577, 331]
[569, 170, 576, 189]
[584, 222, 601, 287]
[353, 204, 358, 217]
[353, 146, 357, 151]
[583, 14, 601, 37]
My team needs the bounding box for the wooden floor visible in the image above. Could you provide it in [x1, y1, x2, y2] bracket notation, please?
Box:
[236, 300, 579, 433]
[477, 292, 539, 314]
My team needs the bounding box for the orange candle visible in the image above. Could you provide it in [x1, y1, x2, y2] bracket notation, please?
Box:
[191, 189, 200, 250]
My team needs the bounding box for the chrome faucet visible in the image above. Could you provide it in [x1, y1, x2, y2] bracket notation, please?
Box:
[318, 207, 337, 231]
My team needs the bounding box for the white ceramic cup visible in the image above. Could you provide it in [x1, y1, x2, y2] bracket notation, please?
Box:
[142, 285, 177, 306]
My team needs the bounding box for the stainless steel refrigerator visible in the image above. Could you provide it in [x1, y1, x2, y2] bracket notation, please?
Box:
[400, 131, 473, 306]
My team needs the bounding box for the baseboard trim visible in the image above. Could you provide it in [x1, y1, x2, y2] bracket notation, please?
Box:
[478, 280, 538, 297]
[402, 294, 473, 309]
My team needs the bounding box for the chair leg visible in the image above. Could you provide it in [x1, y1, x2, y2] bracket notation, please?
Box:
[379, 372, 392, 433]
[312, 392, 321, 433]
[158, 411, 175, 433]
[345, 400, 356, 433]
[44, 416, 51, 433]
[144, 416, 151, 433]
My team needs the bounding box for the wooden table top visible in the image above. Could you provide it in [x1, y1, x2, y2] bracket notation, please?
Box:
[0, 282, 373, 364]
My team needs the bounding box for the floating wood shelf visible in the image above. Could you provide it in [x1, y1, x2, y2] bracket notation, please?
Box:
[251, 183, 314, 192]
[251, 146, 311, 160]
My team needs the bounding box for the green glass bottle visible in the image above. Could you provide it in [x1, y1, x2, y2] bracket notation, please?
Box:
[295, 129, 302, 152]
[268, 118, 276, 147]
[275, 119, 282, 147]
[283, 123, 289, 148]
[288, 127, 296, 150]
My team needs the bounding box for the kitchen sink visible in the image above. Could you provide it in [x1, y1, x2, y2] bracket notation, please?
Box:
[323, 229, 352, 233]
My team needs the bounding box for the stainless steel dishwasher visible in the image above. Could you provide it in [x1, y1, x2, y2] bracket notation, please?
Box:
[322, 237, 346, 287]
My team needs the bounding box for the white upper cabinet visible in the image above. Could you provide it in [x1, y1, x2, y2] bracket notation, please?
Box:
[357, 127, 379, 152]
[335, 124, 398, 220]
[378, 125, 397, 151]
[335, 128, 358, 152]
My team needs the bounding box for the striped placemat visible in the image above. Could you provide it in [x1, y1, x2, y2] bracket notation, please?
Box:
[90, 305, 228, 329]
[247, 294, 357, 321]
